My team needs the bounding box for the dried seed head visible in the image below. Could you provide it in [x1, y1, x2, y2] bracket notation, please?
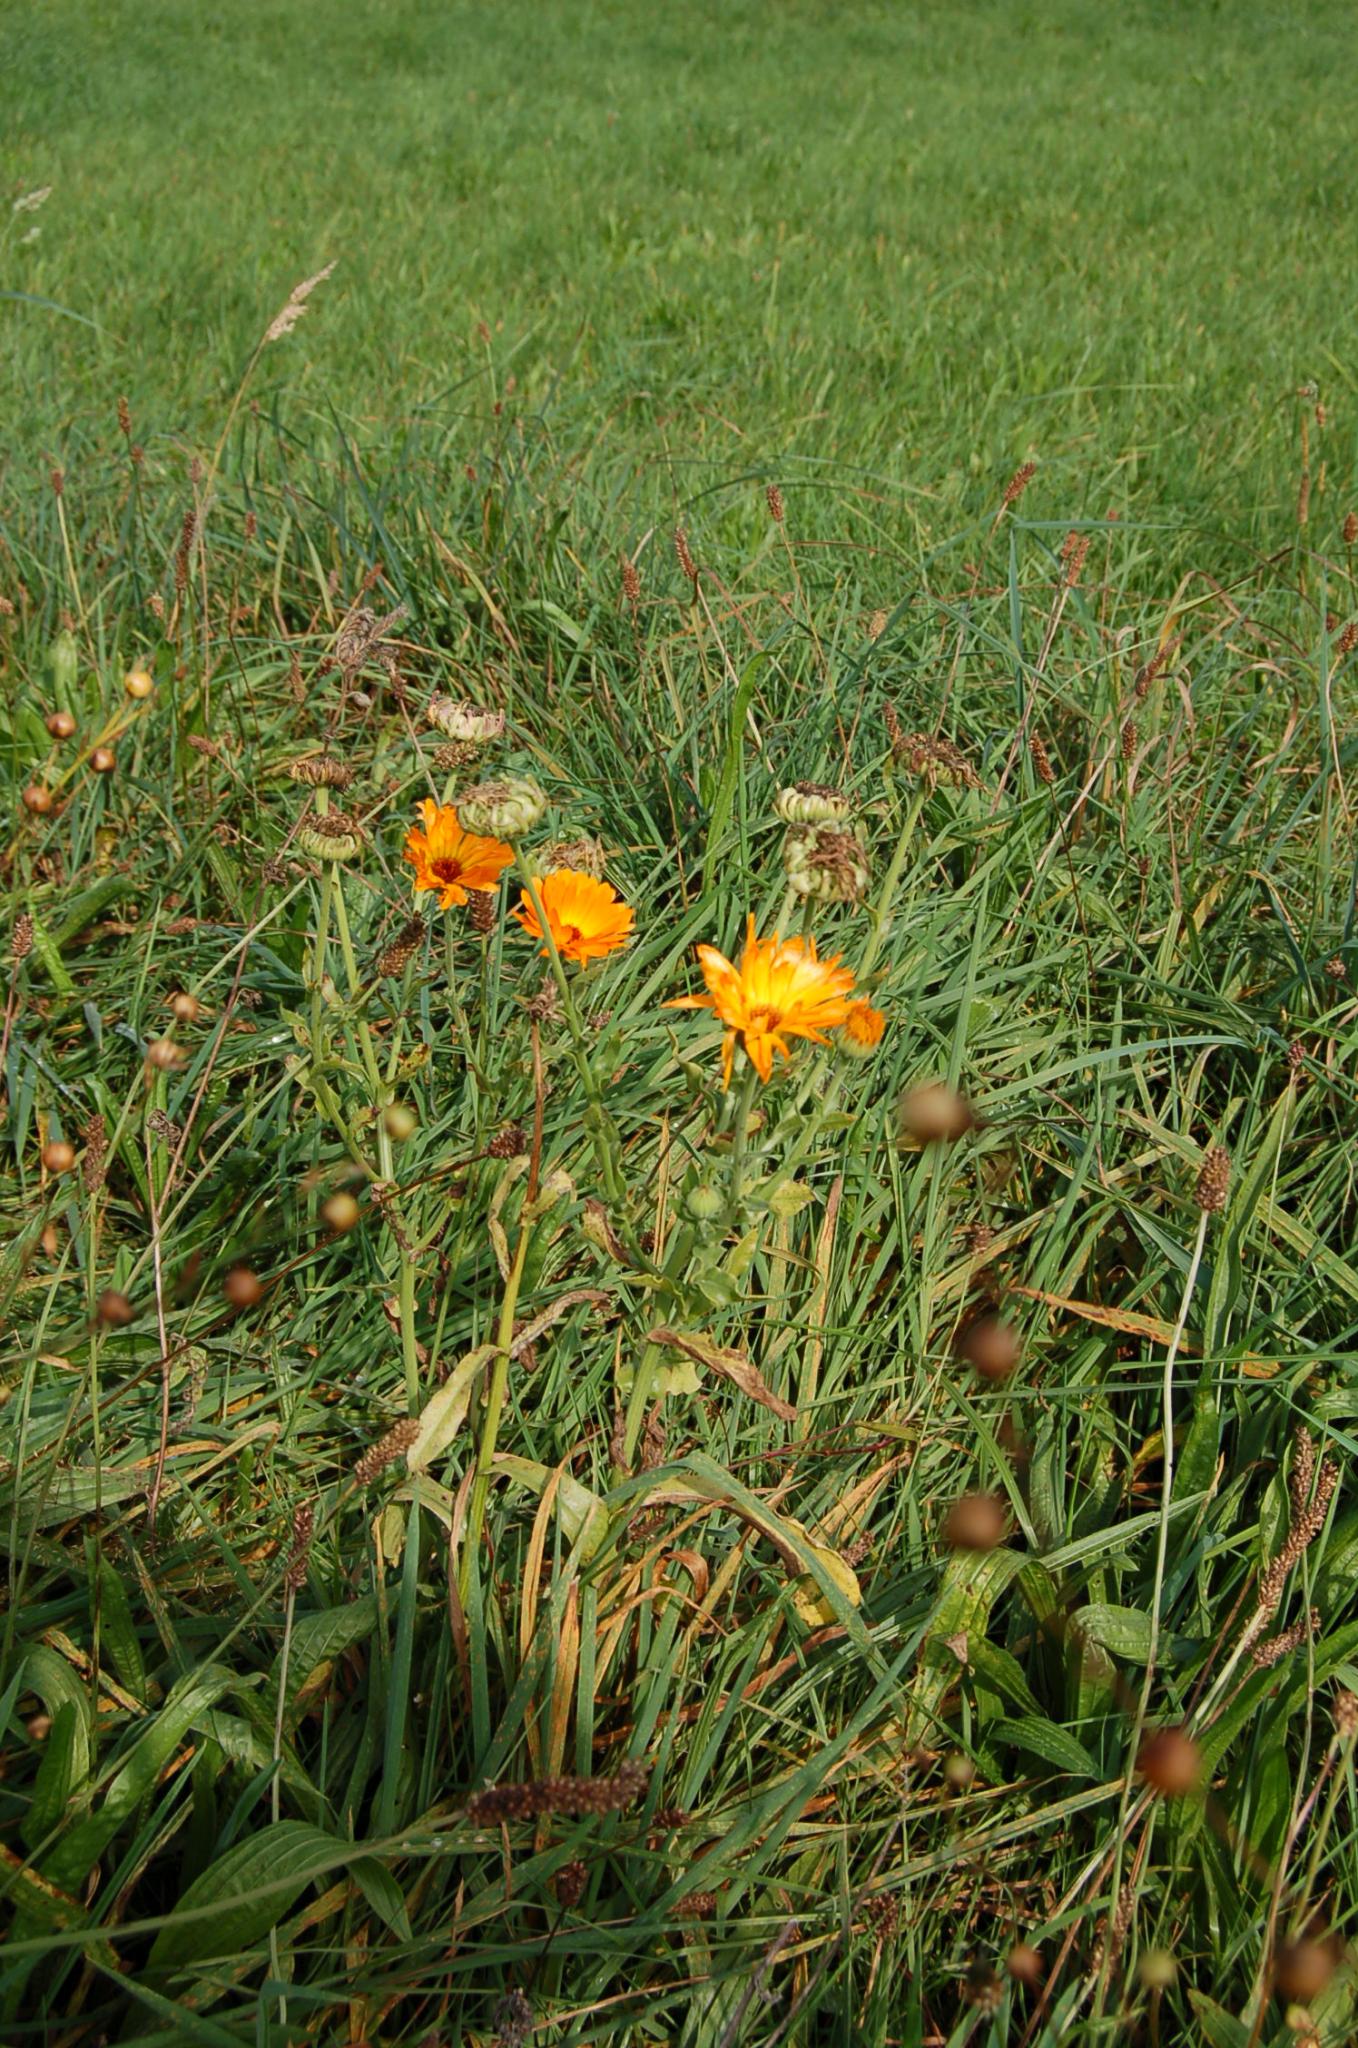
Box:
[774, 782, 851, 826]
[170, 991, 201, 1025]
[783, 824, 871, 902]
[22, 784, 53, 815]
[468, 888, 499, 936]
[1340, 622, 1358, 656]
[353, 1415, 420, 1487]
[899, 1081, 974, 1145]
[296, 809, 365, 862]
[1002, 461, 1036, 508]
[964, 1962, 1003, 2014]
[458, 775, 546, 839]
[1345, 512, 1358, 546]
[284, 1502, 314, 1593]
[42, 1139, 76, 1175]
[321, 1191, 361, 1235]
[82, 1114, 107, 1191]
[96, 1289, 135, 1327]
[124, 667, 154, 701]
[117, 395, 132, 438]
[288, 755, 355, 789]
[943, 1492, 1009, 1552]
[146, 1036, 185, 1072]
[372, 914, 427, 979]
[540, 835, 606, 877]
[556, 1857, 588, 1908]
[1137, 1725, 1201, 1797]
[867, 607, 889, 641]
[223, 1266, 262, 1309]
[676, 1890, 718, 1919]
[957, 1314, 1020, 1383]
[89, 747, 116, 775]
[524, 978, 560, 1023]
[1334, 1690, 1358, 1739]
[1194, 1145, 1231, 1214]
[1060, 531, 1090, 584]
[467, 1757, 647, 1826]
[673, 527, 699, 586]
[493, 1989, 533, 2048]
[488, 1124, 529, 1159]
[1028, 733, 1055, 786]
[891, 725, 981, 788]
[12, 914, 34, 961]
[427, 697, 505, 746]
[620, 555, 641, 607]
[1298, 471, 1312, 527]
[45, 709, 76, 740]
[1325, 954, 1347, 983]
[1120, 717, 1138, 763]
[766, 482, 785, 522]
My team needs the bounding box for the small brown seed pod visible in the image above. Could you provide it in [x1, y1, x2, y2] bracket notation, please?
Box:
[45, 709, 76, 740]
[124, 667, 154, 700]
[899, 1081, 974, 1144]
[943, 1492, 1009, 1552]
[96, 1289, 135, 1327]
[321, 1191, 361, 1234]
[957, 1314, 1020, 1383]
[1137, 1725, 1201, 1797]
[169, 991, 201, 1025]
[223, 1267, 263, 1309]
[146, 1037, 185, 1071]
[90, 746, 116, 775]
[41, 1140, 76, 1174]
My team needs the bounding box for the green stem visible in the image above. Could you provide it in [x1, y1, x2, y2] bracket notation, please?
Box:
[462, 1224, 532, 1595]
[725, 1062, 760, 1224]
[858, 785, 927, 983]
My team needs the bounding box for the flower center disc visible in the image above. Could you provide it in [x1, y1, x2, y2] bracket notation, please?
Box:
[432, 857, 463, 884]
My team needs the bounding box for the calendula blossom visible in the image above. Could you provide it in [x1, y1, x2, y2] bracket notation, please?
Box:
[839, 998, 886, 1054]
[667, 917, 857, 1086]
[512, 867, 635, 965]
[403, 800, 513, 908]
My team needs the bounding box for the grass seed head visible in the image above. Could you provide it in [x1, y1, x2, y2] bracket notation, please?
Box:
[1002, 460, 1036, 507]
[556, 1857, 588, 1908]
[169, 991, 201, 1024]
[372, 913, 427, 979]
[1138, 1947, 1177, 1990]
[766, 481, 785, 522]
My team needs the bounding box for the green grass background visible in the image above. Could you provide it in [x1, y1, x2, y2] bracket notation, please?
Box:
[5, 4, 1358, 2044]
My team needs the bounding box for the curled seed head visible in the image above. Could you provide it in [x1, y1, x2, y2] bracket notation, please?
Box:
[774, 782, 850, 826]
[783, 824, 871, 902]
[288, 756, 355, 789]
[427, 697, 505, 745]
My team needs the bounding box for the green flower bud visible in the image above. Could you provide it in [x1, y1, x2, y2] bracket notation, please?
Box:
[774, 782, 850, 826]
[458, 775, 547, 839]
[686, 1183, 724, 1223]
[49, 628, 78, 697]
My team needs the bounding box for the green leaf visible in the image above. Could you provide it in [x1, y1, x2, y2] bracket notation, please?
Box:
[23, 1701, 86, 1850]
[146, 1820, 338, 1975]
[1186, 1990, 1249, 2048]
[280, 1596, 379, 1705]
[351, 1856, 413, 1941]
[94, 1557, 147, 1705]
[995, 1715, 1100, 1779]
[1078, 1603, 1154, 1662]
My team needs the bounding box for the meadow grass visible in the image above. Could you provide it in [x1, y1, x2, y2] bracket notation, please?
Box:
[4, 2, 1358, 2043]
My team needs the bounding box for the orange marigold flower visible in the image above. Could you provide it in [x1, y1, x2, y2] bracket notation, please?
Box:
[667, 917, 856, 1087]
[403, 800, 513, 908]
[512, 868, 635, 965]
[840, 998, 886, 1054]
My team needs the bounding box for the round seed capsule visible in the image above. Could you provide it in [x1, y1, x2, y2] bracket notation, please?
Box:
[124, 667, 154, 700]
[96, 1289, 135, 1326]
[90, 746, 116, 775]
[1137, 1725, 1201, 1798]
[382, 1103, 418, 1142]
[169, 991, 201, 1025]
[22, 784, 53, 814]
[223, 1266, 263, 1309]
[146, 1037, 185, 1071]
[45, 709, 76, 740]
[41, 1140, 76, 1174]
[321, 1191, 361, 1234]
[957, 1313, 1021, 1383]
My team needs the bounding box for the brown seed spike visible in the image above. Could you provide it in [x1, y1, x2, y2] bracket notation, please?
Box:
[1137, 1724, 1201, 1797]
[353, 1416, 419, 1488]
[556, 1857, 588, 1908]
[766, 482, 785, 523]
[1002, 460, 1036, 508]
[673, 527, 699, 588]
[1194, 1145, 1231, 1214]
[1345, 511, 1358, 546]
[1028, 733, 1055, 786]
[468, 888, 498, 936]
[620, 555, 641, 607]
